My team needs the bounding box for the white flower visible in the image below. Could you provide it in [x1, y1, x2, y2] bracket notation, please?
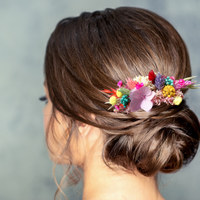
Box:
[133, 76, 151, 87]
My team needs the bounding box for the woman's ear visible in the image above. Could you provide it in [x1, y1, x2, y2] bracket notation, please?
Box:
[77, 114, 97, 138]
[78, 122, 93, 138]
[78, 123, 101, 146]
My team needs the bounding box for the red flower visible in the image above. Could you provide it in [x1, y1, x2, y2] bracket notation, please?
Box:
[102, 88, 117, 97]
[148, 70, 156, 84]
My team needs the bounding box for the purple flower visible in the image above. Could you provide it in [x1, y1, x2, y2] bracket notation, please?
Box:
[155, 73, 165, 90]
[129, 87, 155, 112]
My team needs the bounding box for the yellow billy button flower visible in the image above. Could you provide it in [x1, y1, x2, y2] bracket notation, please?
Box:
[162, 85, 175, 97]
[109, 96, 117, 106]
[173, 96, 182, 105]
[116, 89, 123, 98]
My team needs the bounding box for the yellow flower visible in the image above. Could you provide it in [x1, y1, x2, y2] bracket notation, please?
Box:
[116, 90, 123, 98]
[162, 85, 175, 97]
[173, 96, 182, 105]
[109, 96, 117, 105]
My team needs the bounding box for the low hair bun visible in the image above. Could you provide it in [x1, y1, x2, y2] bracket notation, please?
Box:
[104, 100, 200, 176]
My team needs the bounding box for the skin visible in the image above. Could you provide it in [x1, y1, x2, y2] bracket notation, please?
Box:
[43, 85, 165, 200]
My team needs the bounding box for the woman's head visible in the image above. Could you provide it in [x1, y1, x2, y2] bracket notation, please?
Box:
[44, 7, 200, 177]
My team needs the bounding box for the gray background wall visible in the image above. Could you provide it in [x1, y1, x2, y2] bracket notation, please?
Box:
[0, 0, 200, 200]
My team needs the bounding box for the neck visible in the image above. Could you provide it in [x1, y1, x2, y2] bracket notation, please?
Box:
[82, 151, 165, 200]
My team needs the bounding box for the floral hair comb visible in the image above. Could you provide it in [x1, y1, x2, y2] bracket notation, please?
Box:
[102, 70, 198, 113]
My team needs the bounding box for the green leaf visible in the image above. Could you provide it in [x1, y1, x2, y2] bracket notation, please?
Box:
[118, 88, 130, 95]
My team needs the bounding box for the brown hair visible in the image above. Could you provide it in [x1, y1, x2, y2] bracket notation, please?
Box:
[44, 7, 200, 198]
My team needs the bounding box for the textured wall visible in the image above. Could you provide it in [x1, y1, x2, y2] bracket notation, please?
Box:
[0, 0, 199, 200]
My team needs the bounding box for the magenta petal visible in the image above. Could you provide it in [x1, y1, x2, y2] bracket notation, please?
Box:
[135, 82, 144, 89]
[117, 80, 123, 87]
[140, 99, 153, 112]
[115, 105, 120, 110]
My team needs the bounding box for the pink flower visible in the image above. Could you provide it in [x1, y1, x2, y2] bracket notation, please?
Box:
[179, 79, 185, 86]
[175, 89, 184, 98]
[135, 82, 144, 89]
[126, 78, 137, 89]
[174, 79, 195, 89]
[163, 97, 174, 105]
[114, 105, 120, 110]
[129, 87, 155, 112]
[170, 76, 175, 84]
[174, 79, 185, 89]
[185, 80, 195, 86]
[152, 95, 163, 106]
[117, 81, 123, 88]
